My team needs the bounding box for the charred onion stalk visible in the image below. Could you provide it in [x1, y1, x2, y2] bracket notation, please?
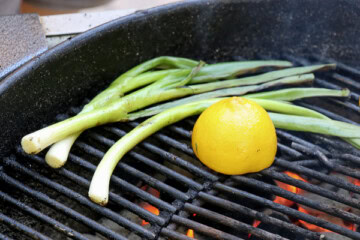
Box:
[88, 96, 358, 205]
[43, 58, 293, 168]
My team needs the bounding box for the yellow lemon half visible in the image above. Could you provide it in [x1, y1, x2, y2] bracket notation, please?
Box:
[192, 97, 277, 175]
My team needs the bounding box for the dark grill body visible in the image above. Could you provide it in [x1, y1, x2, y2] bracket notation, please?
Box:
[1, 0, 360, 239]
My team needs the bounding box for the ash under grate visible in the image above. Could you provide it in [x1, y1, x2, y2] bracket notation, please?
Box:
[0, 55, 360, 240]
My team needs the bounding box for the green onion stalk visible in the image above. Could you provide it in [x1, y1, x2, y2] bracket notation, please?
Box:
[24, 61, 321, 159]
[44, 58, 293, 168]
[22, 72, 312, 156]
[126, 86, 347, 121]
[88, 96, 359, 205]
[127, 86, 358, 148]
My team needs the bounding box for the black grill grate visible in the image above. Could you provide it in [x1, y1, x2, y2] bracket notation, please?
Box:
[1, 55, 360, 240]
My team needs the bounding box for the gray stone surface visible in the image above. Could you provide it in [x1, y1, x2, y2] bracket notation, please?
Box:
[0, 14, 47, 80]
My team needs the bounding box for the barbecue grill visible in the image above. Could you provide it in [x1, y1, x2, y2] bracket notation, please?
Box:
[1, 0, 360, 239]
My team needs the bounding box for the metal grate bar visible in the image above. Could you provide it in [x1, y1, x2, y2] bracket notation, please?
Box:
[5, 157, 154, 240]
[214, 182, 360, 239]
[331, 98, 359, 112]
[290, 142, 335, 169]
[24, 153, 166, 226]
[324, 160, 360, 179]
[278, 129, 360, 161]
[335, 62, 360, 76]
[119, 162, 190, 201]
[0, 233, 13, 240]
[198, 191, 319, 240]
[332, 73, 360, 91]
[309, 134, 360, 155]
[0, 166, 126, 240]
[277, 143, 302, 158]
[67, 153, 177, 212]
[262, 168, 360, 210]
[0, 189, 87, 240]
[139, 141, 217, 181]
[290, 143, 354, 170]
[276, 130, 329, 154]
[292, 160, 320, 167]
[312, 54, 360, 76]
[153, 132, 194, 156]
[168, 126, 192, 138]
[128, 121, 195, 157]
[87, 132, 203, 191]
[299, 102, 358, 125]
[0, 212, 50, 240]
[103, 126, 218, 181]
[275, 158, 360, 194]
[160, 227, 194, 240]
[232, 175, 360, 225]
[183, 202, 287, 240]
[314, 78, 359, 101]
[129, 151, 203, 191]
[75, 141, 191, 201]
[171, 215, 244, 240]
[340, 154, 360, 165]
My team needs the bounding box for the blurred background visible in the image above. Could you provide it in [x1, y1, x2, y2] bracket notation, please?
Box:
[0, 0, 183, 79]
[0, 0, 181, 16]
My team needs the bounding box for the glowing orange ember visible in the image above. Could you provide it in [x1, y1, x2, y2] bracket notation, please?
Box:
[252, 219, 261, 228]
[141, 204, 160, 226]
[273, 173, 356, 233]
[185, 214, 197, 238]
[248, 219, 262, 238]
[138, 186, 198, 237]
[348, 176, 360, 187]
[273, 171, 307, 207]
[186, 229, 195, 238]
[297, 206, 332, 233]
[141, 185, 160, 198]
[139, 186, 160, 226]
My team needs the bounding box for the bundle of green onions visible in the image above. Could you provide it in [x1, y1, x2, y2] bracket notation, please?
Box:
[20, 56, 359, 206]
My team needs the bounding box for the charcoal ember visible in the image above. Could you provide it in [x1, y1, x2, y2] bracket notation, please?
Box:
[347, 175, 360, 217]
[297, 172, 358, 232]
[299, 211, 352, 232]
[77, 209, 146, 240]
[320, 232, 352, 240]
[299, 173, 352, 215]
[349, 192, 360, 231]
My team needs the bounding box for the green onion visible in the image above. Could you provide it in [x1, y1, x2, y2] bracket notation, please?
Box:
[24, 72, 313, 155]
[24, 61, 296, 157]
[246, 87, 350, 101]
[45, 59, 292, 168]
[248, 99, 328, 119]
[269, 113, 360, 138]
[127, 76, 349, 121]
